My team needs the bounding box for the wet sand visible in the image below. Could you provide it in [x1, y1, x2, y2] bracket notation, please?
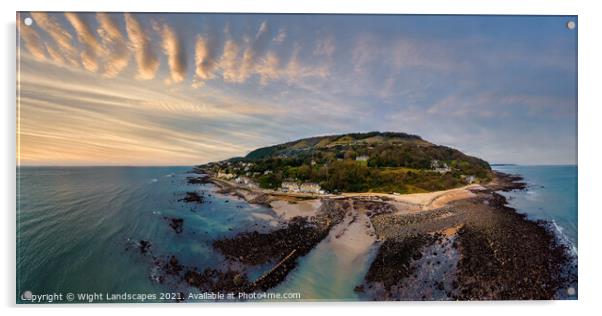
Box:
[272, 203, 378, 299]
[328, 204, 377, 263]
[270, 199, 322, 220]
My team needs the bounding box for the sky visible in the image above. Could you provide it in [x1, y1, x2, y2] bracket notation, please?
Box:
[17, 12, 577, 166]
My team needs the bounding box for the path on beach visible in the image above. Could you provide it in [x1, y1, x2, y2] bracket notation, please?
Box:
[270, 202, 378, 299]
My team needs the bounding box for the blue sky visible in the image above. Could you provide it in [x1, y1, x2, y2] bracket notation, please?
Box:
[17, 13, 577, 165]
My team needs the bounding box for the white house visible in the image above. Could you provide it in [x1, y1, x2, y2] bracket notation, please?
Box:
[431, 160, 451, 173]
[281, 181, 322, 194]
[281, 181, 300, 193]
[235, 176, 252, 185]
[355, 155, 369, 162]
[299, 182, 322, 194]
[463, 175, 476, 184]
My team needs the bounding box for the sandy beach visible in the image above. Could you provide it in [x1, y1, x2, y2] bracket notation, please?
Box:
[210, 175, 485, 218]
[270, 199, 322, 220]
[341, 184, 483, 211]
[186, 172, 575, 300]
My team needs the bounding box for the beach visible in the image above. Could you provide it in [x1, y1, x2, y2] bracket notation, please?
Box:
[184, 169, 576, 300]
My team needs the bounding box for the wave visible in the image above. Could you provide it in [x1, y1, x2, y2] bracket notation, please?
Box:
[549, 219, 578, 257]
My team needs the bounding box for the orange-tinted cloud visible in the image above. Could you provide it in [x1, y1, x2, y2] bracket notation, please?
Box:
[96, 13, 130, 78]
[31, 12, 78, 67]
[17, 16, 47, 61]
[157, 22, 186, 83]
[65, 12, 105, 72]
[124, 13, 159, 80]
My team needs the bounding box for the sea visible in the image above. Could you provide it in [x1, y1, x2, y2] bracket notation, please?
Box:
[16, 165, 577, 302]
[492, 165, 578, 255]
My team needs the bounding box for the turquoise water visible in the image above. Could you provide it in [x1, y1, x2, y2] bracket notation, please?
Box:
[17, 165, 578, 302]
[492, 165, 578, 254]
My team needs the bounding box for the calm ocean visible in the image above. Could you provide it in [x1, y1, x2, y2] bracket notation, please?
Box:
[16, 166, 278, 302]
[16, 165, 577, 302]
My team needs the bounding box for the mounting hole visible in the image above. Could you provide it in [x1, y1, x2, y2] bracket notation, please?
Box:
[566, 21, 576, 30]
[24, 17, 33, 26]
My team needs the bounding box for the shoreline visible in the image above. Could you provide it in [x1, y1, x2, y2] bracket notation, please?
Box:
[204, 175, 486, 219]
[173, 169, 576, 300]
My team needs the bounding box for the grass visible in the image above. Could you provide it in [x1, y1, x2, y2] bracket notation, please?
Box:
[378, 167, 421, 174]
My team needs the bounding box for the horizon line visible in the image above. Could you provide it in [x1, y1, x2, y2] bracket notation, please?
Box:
[17, 163, 578, 168]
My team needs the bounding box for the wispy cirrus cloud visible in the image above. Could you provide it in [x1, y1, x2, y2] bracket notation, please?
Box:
[20, 14, 334, 89]
[236, 21, 271, 83]
[17, 16, 47, 62]
[220, 37, 240, 83]
[255, 51, 280, 85]
[96, 13, 130, 78]
[17, 14, 577, 165]
[30, 12, 79, 67]
[273, 27, 287, 43]
[64, 12, 105, 72]
[156, 22, 186, 83]
[284, 43, 330, 83]
[44, 43, 66, 65]
[314, 35, 335, 57]
[193, 36, 218, 85]
[124, 13, 159, 80]
[214, 21, 288, 85]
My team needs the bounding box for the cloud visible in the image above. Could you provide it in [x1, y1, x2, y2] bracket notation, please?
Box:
[314, 35, 335, 56]
[30, 12, 79, 67]
[273, 28, 287, 43]
[64, 12, 105, 72]
[256, 21, 268, 39]
[193, 36, 218, 84]
[124, 13, 159, 80]
[17, 57, 280, 165]
[352, 33, 465, 76]
[220, 38, 241, 83]
[96, 13, 130, 78]
[237, 46, 255, 82]
[17, 16, 47, 61]
[284, 44, 330, 83]
[22, 14, 331, 89]
[156, 22, 186, 83]
[255, 51, 280, 85]
[44, 43, 66, 65]
[426, 92, 574, 119]
[220, 21, 273, 83]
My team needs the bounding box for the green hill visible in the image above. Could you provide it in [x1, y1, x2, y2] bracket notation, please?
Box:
[212, 132, 491, 194]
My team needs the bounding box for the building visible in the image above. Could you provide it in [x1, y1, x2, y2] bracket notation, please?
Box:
[281, 181, 322, 194]
[281, 181, 300, 193]
[463, 175, 476, 184]
[431, 160, 451, 173]
[299, 182, 322, 194]
[355, 155, 369, 162]
[235, 176, 252, 185]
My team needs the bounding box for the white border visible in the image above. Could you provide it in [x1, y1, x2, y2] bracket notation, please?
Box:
[2, 0, 601, 315]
